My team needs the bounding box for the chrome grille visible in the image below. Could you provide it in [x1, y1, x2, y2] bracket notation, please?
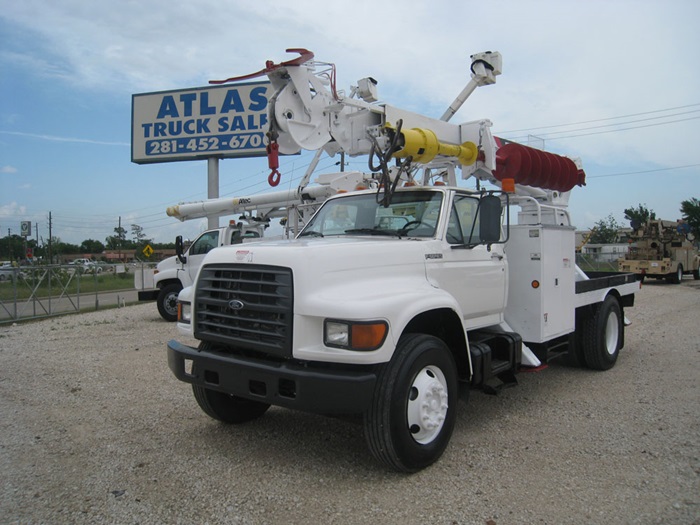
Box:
[194, 264, 293, 357]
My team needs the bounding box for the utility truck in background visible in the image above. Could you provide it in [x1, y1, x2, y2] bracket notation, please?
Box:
[618, 219, 700, 283]
[135, 220, 266, 321]
[165, 49, 639, 472]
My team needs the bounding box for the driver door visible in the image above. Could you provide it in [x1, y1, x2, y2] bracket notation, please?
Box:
[184, 230, 221, 285]
[425, 193, 507, 328]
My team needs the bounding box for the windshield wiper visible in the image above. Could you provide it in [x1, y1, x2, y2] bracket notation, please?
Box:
[345, 228, 403, 238]
[298, 230, 324, 238]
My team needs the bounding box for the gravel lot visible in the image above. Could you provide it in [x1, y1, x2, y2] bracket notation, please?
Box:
[1, 279, 698, 525]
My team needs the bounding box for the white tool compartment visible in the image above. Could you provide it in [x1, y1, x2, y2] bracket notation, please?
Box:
[504, 224, 576, 343]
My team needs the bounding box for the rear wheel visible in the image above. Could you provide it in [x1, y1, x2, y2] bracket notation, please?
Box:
[363, 334, 458, 472]
[157, 283, 182, 322]
[581, 295, 623, 371]
[673, 265, 683, 284]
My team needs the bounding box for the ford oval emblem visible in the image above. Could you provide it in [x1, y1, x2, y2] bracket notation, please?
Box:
[228, 299, 245, 311]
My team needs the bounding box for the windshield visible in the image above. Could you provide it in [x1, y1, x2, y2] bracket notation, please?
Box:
[299, 190, 444, 238]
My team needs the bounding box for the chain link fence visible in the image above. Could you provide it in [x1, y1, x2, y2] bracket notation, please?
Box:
[575, 252, 620, 273]
[0, 263, 147, 323]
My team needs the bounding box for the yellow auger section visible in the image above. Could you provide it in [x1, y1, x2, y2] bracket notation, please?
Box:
[394, 127, 478, 165]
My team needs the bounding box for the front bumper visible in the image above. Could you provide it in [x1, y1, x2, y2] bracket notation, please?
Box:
[167, 339, 378, 414]
[138, 290, 159, 301]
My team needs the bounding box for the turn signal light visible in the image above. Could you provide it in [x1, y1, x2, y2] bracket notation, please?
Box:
[351, 323, 388, 350]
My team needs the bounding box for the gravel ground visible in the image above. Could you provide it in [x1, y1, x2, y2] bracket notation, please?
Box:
[1, 279, 698, 525]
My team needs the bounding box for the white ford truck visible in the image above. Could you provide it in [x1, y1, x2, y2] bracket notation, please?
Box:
[163, 49, 639, 471]
[167, 185, 637, 471]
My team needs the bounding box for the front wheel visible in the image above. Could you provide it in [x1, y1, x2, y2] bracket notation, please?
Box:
[363, 334, 458, 472]
[157, 283, 182, 322]
[581, 295, 623, 371]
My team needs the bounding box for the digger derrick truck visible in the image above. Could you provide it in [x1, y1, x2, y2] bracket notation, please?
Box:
[618, 219, 700, 283]
[166, 49, 639, 472]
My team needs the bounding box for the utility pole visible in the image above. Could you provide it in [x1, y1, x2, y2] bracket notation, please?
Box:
[48, 212, 53, 264]
[118, 216, 122, 262]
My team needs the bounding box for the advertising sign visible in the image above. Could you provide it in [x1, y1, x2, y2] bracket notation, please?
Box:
[20, 221, 31, 237]
[131, 81, 271, 164]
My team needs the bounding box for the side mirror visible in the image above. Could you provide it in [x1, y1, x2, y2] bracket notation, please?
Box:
[175, 235, 187, 264]
[479, 195, 502, 244]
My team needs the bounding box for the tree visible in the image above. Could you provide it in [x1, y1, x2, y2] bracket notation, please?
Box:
[624, 204, 656, 228]
[680, 197, 700, 239]
[131, 224, 147, 243]
[105, 224, 130, 250]
[589, 214, 621, 244]
[130, 224, 154, 260]
[80, 239, 105, 254]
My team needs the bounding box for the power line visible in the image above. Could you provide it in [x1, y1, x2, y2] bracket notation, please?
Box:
[535, 116, 700, 141]
[588, 163, 700, 179]
[496, 103, 700, 134]
[502, 109, 700, 141]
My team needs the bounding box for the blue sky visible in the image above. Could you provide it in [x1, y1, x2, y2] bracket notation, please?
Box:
[1, 0, 698, 246]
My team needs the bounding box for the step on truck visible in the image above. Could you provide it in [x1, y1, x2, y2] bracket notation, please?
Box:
[165, 49, 639, 471]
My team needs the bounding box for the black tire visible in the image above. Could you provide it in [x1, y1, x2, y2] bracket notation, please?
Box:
[672, 265, 683, 284]
[191, 349, 270, 424]
[693, 269, 699, 280]
[363, 334, 458, 472]
[581, 295, 623, 371]
[563, 311, 588, 368]
[157, 283, 182, 322]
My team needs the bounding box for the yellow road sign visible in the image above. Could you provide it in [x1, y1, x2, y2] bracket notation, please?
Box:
[142, 244, 154, 257]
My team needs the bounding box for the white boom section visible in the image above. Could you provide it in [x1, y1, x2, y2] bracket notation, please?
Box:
[165, 170, 372, 222]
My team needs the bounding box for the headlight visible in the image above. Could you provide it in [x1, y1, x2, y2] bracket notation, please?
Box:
[178, 301, 191, 324]
[324, 319, 388, 351]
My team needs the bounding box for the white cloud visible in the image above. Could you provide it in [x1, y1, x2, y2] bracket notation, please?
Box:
[0, 131, 128, 147]
[1, 165, 18, 174]
[0, 201, 27, 218]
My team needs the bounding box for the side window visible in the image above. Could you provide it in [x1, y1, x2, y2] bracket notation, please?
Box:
[447, 195, 480, 245]
[189, 231, 219, 256]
